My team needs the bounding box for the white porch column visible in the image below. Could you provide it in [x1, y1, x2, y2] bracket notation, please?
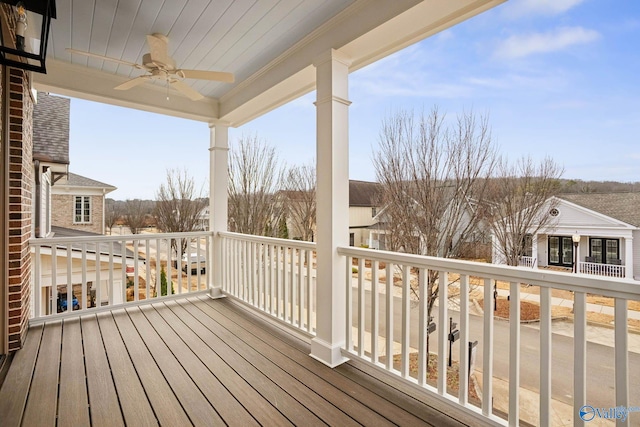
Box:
[532, 235, 538, 267]
[624, 236, 633, 279]
[209, 121, 230, 298]
[310, 49, 351, 367]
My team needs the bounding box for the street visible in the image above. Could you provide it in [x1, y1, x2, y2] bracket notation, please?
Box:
[352, 287, 640, 410]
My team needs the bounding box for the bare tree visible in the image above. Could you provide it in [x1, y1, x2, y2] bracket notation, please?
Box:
[282, 162, 316, 241]
[487, 156, 564, 266]
[105, 198, 121, 235]
[228, 135, 285, 237]
[122, 199, 148, 234]
[373, 107, 497, 320]
[155, 168, 208, 254]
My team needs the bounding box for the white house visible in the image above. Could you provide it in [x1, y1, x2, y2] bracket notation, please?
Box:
[348, 180, 381, 247]
[493, 193, 640, 280]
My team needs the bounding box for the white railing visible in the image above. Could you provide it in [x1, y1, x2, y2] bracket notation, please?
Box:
[30, 231, 212, 322]
[580, 261, 626, 278]
[219, 231, 317, 336]
[338, 246, 638, 427]
[518, 256, 535, 268]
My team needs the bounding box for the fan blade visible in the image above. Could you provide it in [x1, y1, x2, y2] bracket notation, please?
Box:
[114, 76, 152, 91]
[170, 80, 204, 101]
[66, 48, 144, 69]
[146, 34, 173, 67]
[179, 69, 235, 83]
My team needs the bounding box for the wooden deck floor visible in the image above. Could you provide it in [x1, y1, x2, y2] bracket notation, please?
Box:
[0, 296, 468, 426]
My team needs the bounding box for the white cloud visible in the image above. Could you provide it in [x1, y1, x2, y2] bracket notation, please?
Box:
[494, 27, 600, 59]
[508, 0, 586, 16]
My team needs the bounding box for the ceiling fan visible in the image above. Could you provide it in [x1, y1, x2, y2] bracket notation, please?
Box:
[66, 33, 234, 101]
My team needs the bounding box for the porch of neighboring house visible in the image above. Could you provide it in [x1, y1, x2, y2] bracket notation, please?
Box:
[521, 232, 634, 279]
[0, 296, 466, 427]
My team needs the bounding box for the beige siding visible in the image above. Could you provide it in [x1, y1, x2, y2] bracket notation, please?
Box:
[349, 207, 375, 247]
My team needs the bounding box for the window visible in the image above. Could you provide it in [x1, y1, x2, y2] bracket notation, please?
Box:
[522, 234, 533, 257]
[372, 207, 377, 217]
[548, 236, 574, 266]
[74, 196, 91, 223]
[589, 238, 619, 264]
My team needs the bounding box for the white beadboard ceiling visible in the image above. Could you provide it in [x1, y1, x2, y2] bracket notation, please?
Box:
[34, 0, 505, 125]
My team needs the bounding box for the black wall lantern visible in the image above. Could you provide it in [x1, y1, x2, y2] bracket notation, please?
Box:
[0, 0, 56, 73]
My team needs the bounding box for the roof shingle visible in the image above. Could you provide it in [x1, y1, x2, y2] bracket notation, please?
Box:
[33, 93, 70, 164]
[559, 193, 640, 227]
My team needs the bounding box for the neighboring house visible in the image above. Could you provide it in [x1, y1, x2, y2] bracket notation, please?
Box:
[32, 92, 70, 238]
[32, 93, 125, 313]
[35, 226, 134, 315]
[196, 206, 210, 231]
[492, 194, 639, 280]
[349, 180, 381, 247]
[369, 192, 489, 257]
[51, 172, 116, 235]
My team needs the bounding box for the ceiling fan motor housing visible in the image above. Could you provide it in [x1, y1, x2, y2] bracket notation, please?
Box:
[142, 53, 176, 71]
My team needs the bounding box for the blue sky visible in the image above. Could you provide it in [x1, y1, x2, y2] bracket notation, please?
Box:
[66, 0, 640, 200]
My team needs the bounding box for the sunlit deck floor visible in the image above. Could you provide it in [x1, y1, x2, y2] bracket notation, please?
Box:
[0, 296, 468, 426]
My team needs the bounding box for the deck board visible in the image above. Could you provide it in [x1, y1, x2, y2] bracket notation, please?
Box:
[0, 324, 43, 427]
[58, 318, 91, 426]
[146, 302, 284, 426]
[125, 306, 225, 427]
[95, 312, 158, 426]
[203, 296, 435, 426]
[172, 299, 328, 427]
[81, 315, 125, 427]
[0, 296, 467, 427]
[22, 321, 61, 427]
[194, 297, 405, 426]
[111, 309, 192, 426]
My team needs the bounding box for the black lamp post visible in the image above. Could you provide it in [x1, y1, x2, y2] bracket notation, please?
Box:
[0, 0, 56, 73]
[572, 233, 580, 273]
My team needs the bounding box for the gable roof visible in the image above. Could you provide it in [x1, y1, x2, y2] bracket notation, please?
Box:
[558, 193, 640, 227]
[64, 172, 116, 191]
[33, 93, 70, 164]
[349, 180, 381, 207]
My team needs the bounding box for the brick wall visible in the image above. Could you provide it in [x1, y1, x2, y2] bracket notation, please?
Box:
[7, 67, 34, 352]
[52, 194, 104, 235]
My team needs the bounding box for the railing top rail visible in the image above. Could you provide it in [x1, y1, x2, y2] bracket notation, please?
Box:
[338, 246, 640, 300]
[30, 230, 213, 246]
[218, 231, 317, 250]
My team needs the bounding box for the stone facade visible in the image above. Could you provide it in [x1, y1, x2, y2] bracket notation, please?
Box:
[51, 193, 105, 235]
[7, 67, 34, 352]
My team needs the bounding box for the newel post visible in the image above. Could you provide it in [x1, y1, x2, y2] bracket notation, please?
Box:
[624, 236, 633, 279]
[208, 121, 229, 298]
[310, 49, 351, 367]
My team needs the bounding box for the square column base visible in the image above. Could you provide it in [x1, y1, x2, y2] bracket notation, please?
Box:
[209, 287, 225, 299]
[310, 337, 349, 368]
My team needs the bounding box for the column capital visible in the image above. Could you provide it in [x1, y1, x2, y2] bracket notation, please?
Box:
[314, 95, 352, 107]
[208, 119, 231, 129]
[312, 49, 352, 68]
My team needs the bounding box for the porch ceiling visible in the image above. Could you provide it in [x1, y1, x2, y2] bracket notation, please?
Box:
[33, 0, 504, 125]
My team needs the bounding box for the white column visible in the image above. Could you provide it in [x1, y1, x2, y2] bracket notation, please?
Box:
[624, 236, 633, 279]
[532, 235, 538, 267]
[310, 49, 351, 367]
[209, 121, 230, 298]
